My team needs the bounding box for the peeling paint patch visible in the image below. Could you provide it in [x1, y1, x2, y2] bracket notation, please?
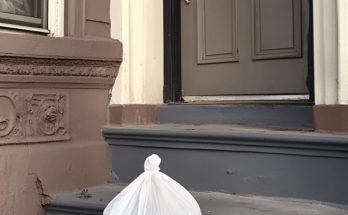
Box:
[35, 176, 52, 205]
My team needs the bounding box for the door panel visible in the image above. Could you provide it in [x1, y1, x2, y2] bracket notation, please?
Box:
[181, 0, 309, 96]
[252, 0, 302, 59]
[197, 0, 238, 64]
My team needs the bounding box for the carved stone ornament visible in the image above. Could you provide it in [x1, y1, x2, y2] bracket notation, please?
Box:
[0, 91, 70, 145]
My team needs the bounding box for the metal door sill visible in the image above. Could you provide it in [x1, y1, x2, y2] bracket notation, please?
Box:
[182, 94, 310, 103]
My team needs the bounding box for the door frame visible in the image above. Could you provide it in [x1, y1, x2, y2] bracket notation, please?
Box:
[163, 0, 314, 103]
[163, 0, 182, 103]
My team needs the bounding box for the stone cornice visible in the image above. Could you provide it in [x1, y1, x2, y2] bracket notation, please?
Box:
[0, 57, 119, 79]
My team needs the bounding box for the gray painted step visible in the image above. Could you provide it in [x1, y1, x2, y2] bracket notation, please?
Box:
[45, 184, 348, 215]
[44, 185, 117, 215]
[103, 124, 348, 205]
[156, 104, 313, 130]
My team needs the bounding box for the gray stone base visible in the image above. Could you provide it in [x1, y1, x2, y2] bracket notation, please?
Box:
[45, 184, 348, 215]
[103, 124, 348, 205]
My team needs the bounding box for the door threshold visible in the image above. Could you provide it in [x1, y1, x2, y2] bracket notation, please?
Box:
[182, 95, 310, 103]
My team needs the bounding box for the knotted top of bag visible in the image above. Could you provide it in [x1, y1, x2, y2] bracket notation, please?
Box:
[144, 154, 161, 172]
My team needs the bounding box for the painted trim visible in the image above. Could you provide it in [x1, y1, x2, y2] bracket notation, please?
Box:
[163, 0, 182, 103]
[48, 0, 65, 37]
[0, 23, 49, 34]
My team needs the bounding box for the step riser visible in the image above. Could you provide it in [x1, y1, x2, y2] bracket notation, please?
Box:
[156, 105, 313, 129]
[45, 210, 101, 215]
[45, 206, 103, 215]
[109, 142, 348, 205]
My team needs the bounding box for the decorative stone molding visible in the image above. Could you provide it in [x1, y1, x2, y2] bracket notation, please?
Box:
[0, 57, 119, 78]
[0, 91, 70, 145]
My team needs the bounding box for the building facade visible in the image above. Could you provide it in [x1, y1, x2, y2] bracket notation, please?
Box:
[0, 1, 121, 214]
[1, 0, 348, 214]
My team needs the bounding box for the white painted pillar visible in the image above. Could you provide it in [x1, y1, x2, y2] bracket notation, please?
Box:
[313, 0, 338, 105]
[110, 0, 164, 105]
[337, 0, 348, 104]
[314, 0, 348, 105]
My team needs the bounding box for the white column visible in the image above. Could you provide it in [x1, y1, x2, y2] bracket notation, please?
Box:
[110, 0, 164, 105]
[337, 0, 348, 104]
[314, 0, 348, 105]
[313, 0, 338, 105]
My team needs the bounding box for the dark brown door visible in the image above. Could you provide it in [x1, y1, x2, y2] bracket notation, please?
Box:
[181, 0, 309, 96]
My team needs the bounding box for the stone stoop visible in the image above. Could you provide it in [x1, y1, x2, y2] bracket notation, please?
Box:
[44, 184, 348, 215]
[103, 124, 348, 205]
[45, 123, 348, 214]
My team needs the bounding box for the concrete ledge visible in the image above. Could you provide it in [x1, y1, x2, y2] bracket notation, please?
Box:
[0, 33, 122, 61]
[103, 125, 348, 158]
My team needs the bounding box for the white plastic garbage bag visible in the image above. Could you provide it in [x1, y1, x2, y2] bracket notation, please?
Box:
[103, 154, 202, 215]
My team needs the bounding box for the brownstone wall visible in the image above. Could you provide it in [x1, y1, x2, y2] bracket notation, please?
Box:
[108, 105, 157, 125]
[314, 105, 348, 133]
[0, 1, 122, 214]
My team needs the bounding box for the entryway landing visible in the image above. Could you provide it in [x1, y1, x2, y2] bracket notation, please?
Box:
[156, 104, 313, 130]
